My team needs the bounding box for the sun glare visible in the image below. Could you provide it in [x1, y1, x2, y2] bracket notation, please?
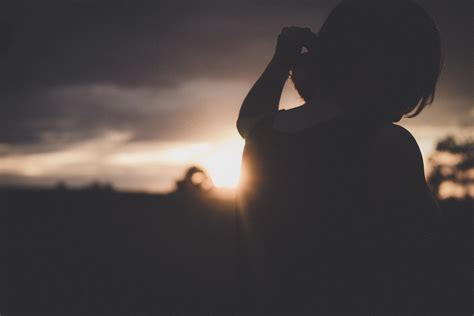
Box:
[0, 130, 246, 191]
[198, 138, 245, 188]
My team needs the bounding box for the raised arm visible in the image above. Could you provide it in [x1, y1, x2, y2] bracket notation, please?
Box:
[236, 27, 317, 138]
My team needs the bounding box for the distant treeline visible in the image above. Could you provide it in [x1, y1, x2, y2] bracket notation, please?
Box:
[2, 186, 471, 312]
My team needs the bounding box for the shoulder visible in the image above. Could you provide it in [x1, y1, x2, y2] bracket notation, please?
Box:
[377, 124, 417, 143]
[372, 124, 425, 181]
[369, 124, 442, 218]
[375, 124, 423, 162]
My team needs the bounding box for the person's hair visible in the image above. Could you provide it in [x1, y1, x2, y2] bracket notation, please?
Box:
[292, 0, 443, 122]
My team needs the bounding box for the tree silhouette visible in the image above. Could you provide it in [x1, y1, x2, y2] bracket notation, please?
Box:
[427, 136, 474, 199]
[175, 166, 213, 196]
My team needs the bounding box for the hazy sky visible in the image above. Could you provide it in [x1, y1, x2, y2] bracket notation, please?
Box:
[0, 0, 471, 191]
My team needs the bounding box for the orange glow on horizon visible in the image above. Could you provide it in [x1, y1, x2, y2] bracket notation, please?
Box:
[198, 138, 245, 188]
[0, 123, 470, 196]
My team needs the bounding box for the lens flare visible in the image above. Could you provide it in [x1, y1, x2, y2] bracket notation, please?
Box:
[198, 138, 245, 188]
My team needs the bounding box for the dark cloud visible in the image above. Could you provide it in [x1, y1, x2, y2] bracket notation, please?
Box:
[0, 0, 332, 89]
[0, 0, 471, 150]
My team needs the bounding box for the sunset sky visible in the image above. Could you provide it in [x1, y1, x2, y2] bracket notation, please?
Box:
[0, 0, 471, 192]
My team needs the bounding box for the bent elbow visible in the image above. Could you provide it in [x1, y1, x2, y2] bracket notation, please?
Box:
[236, 119, 247, 139]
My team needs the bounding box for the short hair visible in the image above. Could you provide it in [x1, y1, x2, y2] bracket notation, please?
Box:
[294, 0, 443, 122]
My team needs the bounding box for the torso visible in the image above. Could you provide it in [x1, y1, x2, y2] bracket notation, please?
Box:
[237, 106, 440, 310]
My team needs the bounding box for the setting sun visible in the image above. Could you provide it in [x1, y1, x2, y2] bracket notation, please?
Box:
[198, 138, 245, 188]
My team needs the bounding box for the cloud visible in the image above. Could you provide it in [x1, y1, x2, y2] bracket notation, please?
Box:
[0, 130, 193, 191]
[0, 0, 471, 190]
[0, 79, 253, 147]
[0, 0, 470, 146]
[0, 0, 332, 90]
[0, 129, 245, 191]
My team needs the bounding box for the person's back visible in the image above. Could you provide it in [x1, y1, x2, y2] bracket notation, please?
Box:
[235, 0, 443, 312]
[238, 116, 440, 311]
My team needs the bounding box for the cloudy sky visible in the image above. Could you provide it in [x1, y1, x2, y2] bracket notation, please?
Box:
[0, 0, 471, 192]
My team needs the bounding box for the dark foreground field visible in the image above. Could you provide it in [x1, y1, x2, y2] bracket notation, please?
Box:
[2, 187, 471, 313]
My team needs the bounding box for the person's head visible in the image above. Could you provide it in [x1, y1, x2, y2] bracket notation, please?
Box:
[290, 52, 319, 102]
[292, 0, 443, 122]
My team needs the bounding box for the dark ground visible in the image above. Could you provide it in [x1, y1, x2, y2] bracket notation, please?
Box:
[2, 187, 472, 313]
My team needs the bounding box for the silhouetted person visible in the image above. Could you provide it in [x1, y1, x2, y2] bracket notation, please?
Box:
[236, 0, 443, 312]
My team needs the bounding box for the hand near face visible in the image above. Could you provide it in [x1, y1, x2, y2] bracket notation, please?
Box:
[273, 26, 319, 68]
